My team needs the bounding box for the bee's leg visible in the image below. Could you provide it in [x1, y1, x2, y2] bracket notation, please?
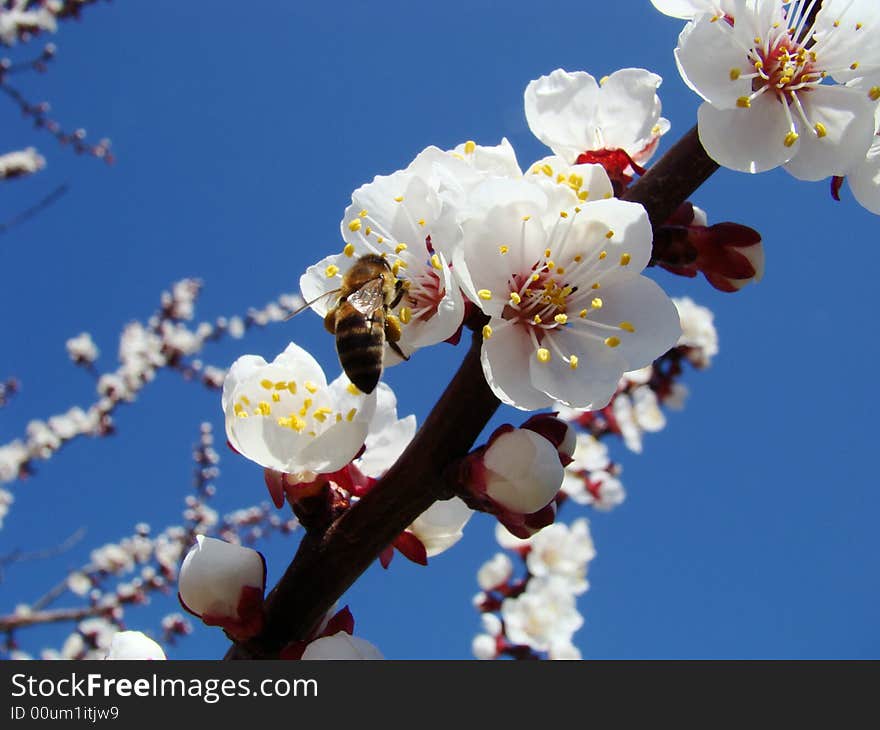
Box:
[385, 315, 410, 361]
[388, 279, 409, 310]
[324, 309, 337, 335]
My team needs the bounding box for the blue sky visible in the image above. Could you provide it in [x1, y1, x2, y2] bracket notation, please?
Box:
[1, 1, 878, 660]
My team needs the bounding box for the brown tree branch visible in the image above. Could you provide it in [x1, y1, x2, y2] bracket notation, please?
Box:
[621, 125, 718, 227]
[225, 122, 720, 659]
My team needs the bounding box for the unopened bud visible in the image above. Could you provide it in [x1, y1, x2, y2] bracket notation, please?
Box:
[105, 631, 166, 660]
[300, 632, 383, 660]
[178, 536, 266, 641]
[482, 429, 564, 514]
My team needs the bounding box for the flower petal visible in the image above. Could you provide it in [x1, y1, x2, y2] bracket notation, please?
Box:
[481, 323, 555, 411]
[583, 276, 682, 370]
[697, 96, 796, 173]
[675, 16, 753, 109]
[525, 69, 600, 162]
[783, 85, 876, 181]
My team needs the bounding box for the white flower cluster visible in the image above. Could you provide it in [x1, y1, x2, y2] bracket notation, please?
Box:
[0, 0, 100, 46]
[301, 66, 681, 412]
[473, 519, 596, 660]
[653, 0, 880, 214]
[0, 281, 302, 535]
[0, 147, 45, 179]
[561, 432, 626, 509]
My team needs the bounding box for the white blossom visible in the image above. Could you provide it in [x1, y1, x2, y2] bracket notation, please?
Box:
[0, 147, 46, 178]
[300, 632, 383, 660]
[526, 519, 596, 595]
[353, 382, 416, 479]
[223, 342, 378, 475]
[844, 104, 880, 215]
[66, 332, 99, 364]
[548, 641, 582, 660]
[0, 3, 56, 46]
[501, 577, 584, 652]
[525, 68, 670, 171]
[0, 488, 11, 528]
[472, 633, 498, 660]
[300, 152, 466, 362]
[674, 296, 719, 368]
[651, 0, 737, 20]
[676, 0, 880, 180]
[104, 631, 166, 660]
[455, 175, 681, 410]
[477, 552, 514, 591]
[0, 442, 26, 484]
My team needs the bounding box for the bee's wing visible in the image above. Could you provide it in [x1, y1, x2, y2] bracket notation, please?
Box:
[347, 278, 386, 317]
[284, 288, 342, 321]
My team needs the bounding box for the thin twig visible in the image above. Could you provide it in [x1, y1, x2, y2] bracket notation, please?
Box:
[0, 183, 67, 234]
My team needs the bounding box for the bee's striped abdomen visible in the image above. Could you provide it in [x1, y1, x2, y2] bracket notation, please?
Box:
[334, 305, 385, 394]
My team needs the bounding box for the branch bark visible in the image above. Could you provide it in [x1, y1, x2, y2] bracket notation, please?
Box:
[225, 123, 719, 659]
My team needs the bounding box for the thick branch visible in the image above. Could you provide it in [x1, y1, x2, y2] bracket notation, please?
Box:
[622, 125, 718, 228]
[225, 122, 721, 659]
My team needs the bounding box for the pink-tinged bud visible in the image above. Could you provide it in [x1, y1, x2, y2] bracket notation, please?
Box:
[655, 204, 764, 293]
[300, 632, 383, 660]
[104, 631, 166, 660]
[520, 414, 577, 466]
[178, 536, 266, 642]
[482, 429, 564, 514]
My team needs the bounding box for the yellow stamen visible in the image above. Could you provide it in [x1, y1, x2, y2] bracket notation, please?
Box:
[478, 289, 492, 300]
[260, 379, 273, 390]
[533, 314, 542, 324]
[482, 325, 493, 340]
[536, 348, 551, 363]
[814, 123, 827, 138]
[395, 243, 408, 253]
[619, 321, 635, 333]
[257, 401, 272, 416]
[346, 408, 357, 422]
[287, 381, 297, 395]
[394, 196, 404, 202]
[730, 68, 741, 80]
[869, 86, 880, 102]
[272, 392, 281, 403]
[499, 245, 509, 255]
[592, 297, 603, 309]
[569, 355, 579, 370]
[430, 254, 443, 270]
[579, 309, 588, 318]
[325, 264, 340, 278]
[620, 253, 631, 266]
[737, 96, 751, 108]
[605, 336, 621, 348]
[348, 219, 362, 232]
[346, 382, 360, 395]
[784, 131, 799, 148]
[599, 251, 607, 260]
[464, 140, 476, 154]
[554, 314, 568, 325]
[343, 243, 355, 257]
[509, 292, 521, 305]
[305, 381, 318, 394]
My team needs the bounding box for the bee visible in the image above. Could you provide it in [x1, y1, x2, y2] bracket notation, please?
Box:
[292, 254, 409, 394]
